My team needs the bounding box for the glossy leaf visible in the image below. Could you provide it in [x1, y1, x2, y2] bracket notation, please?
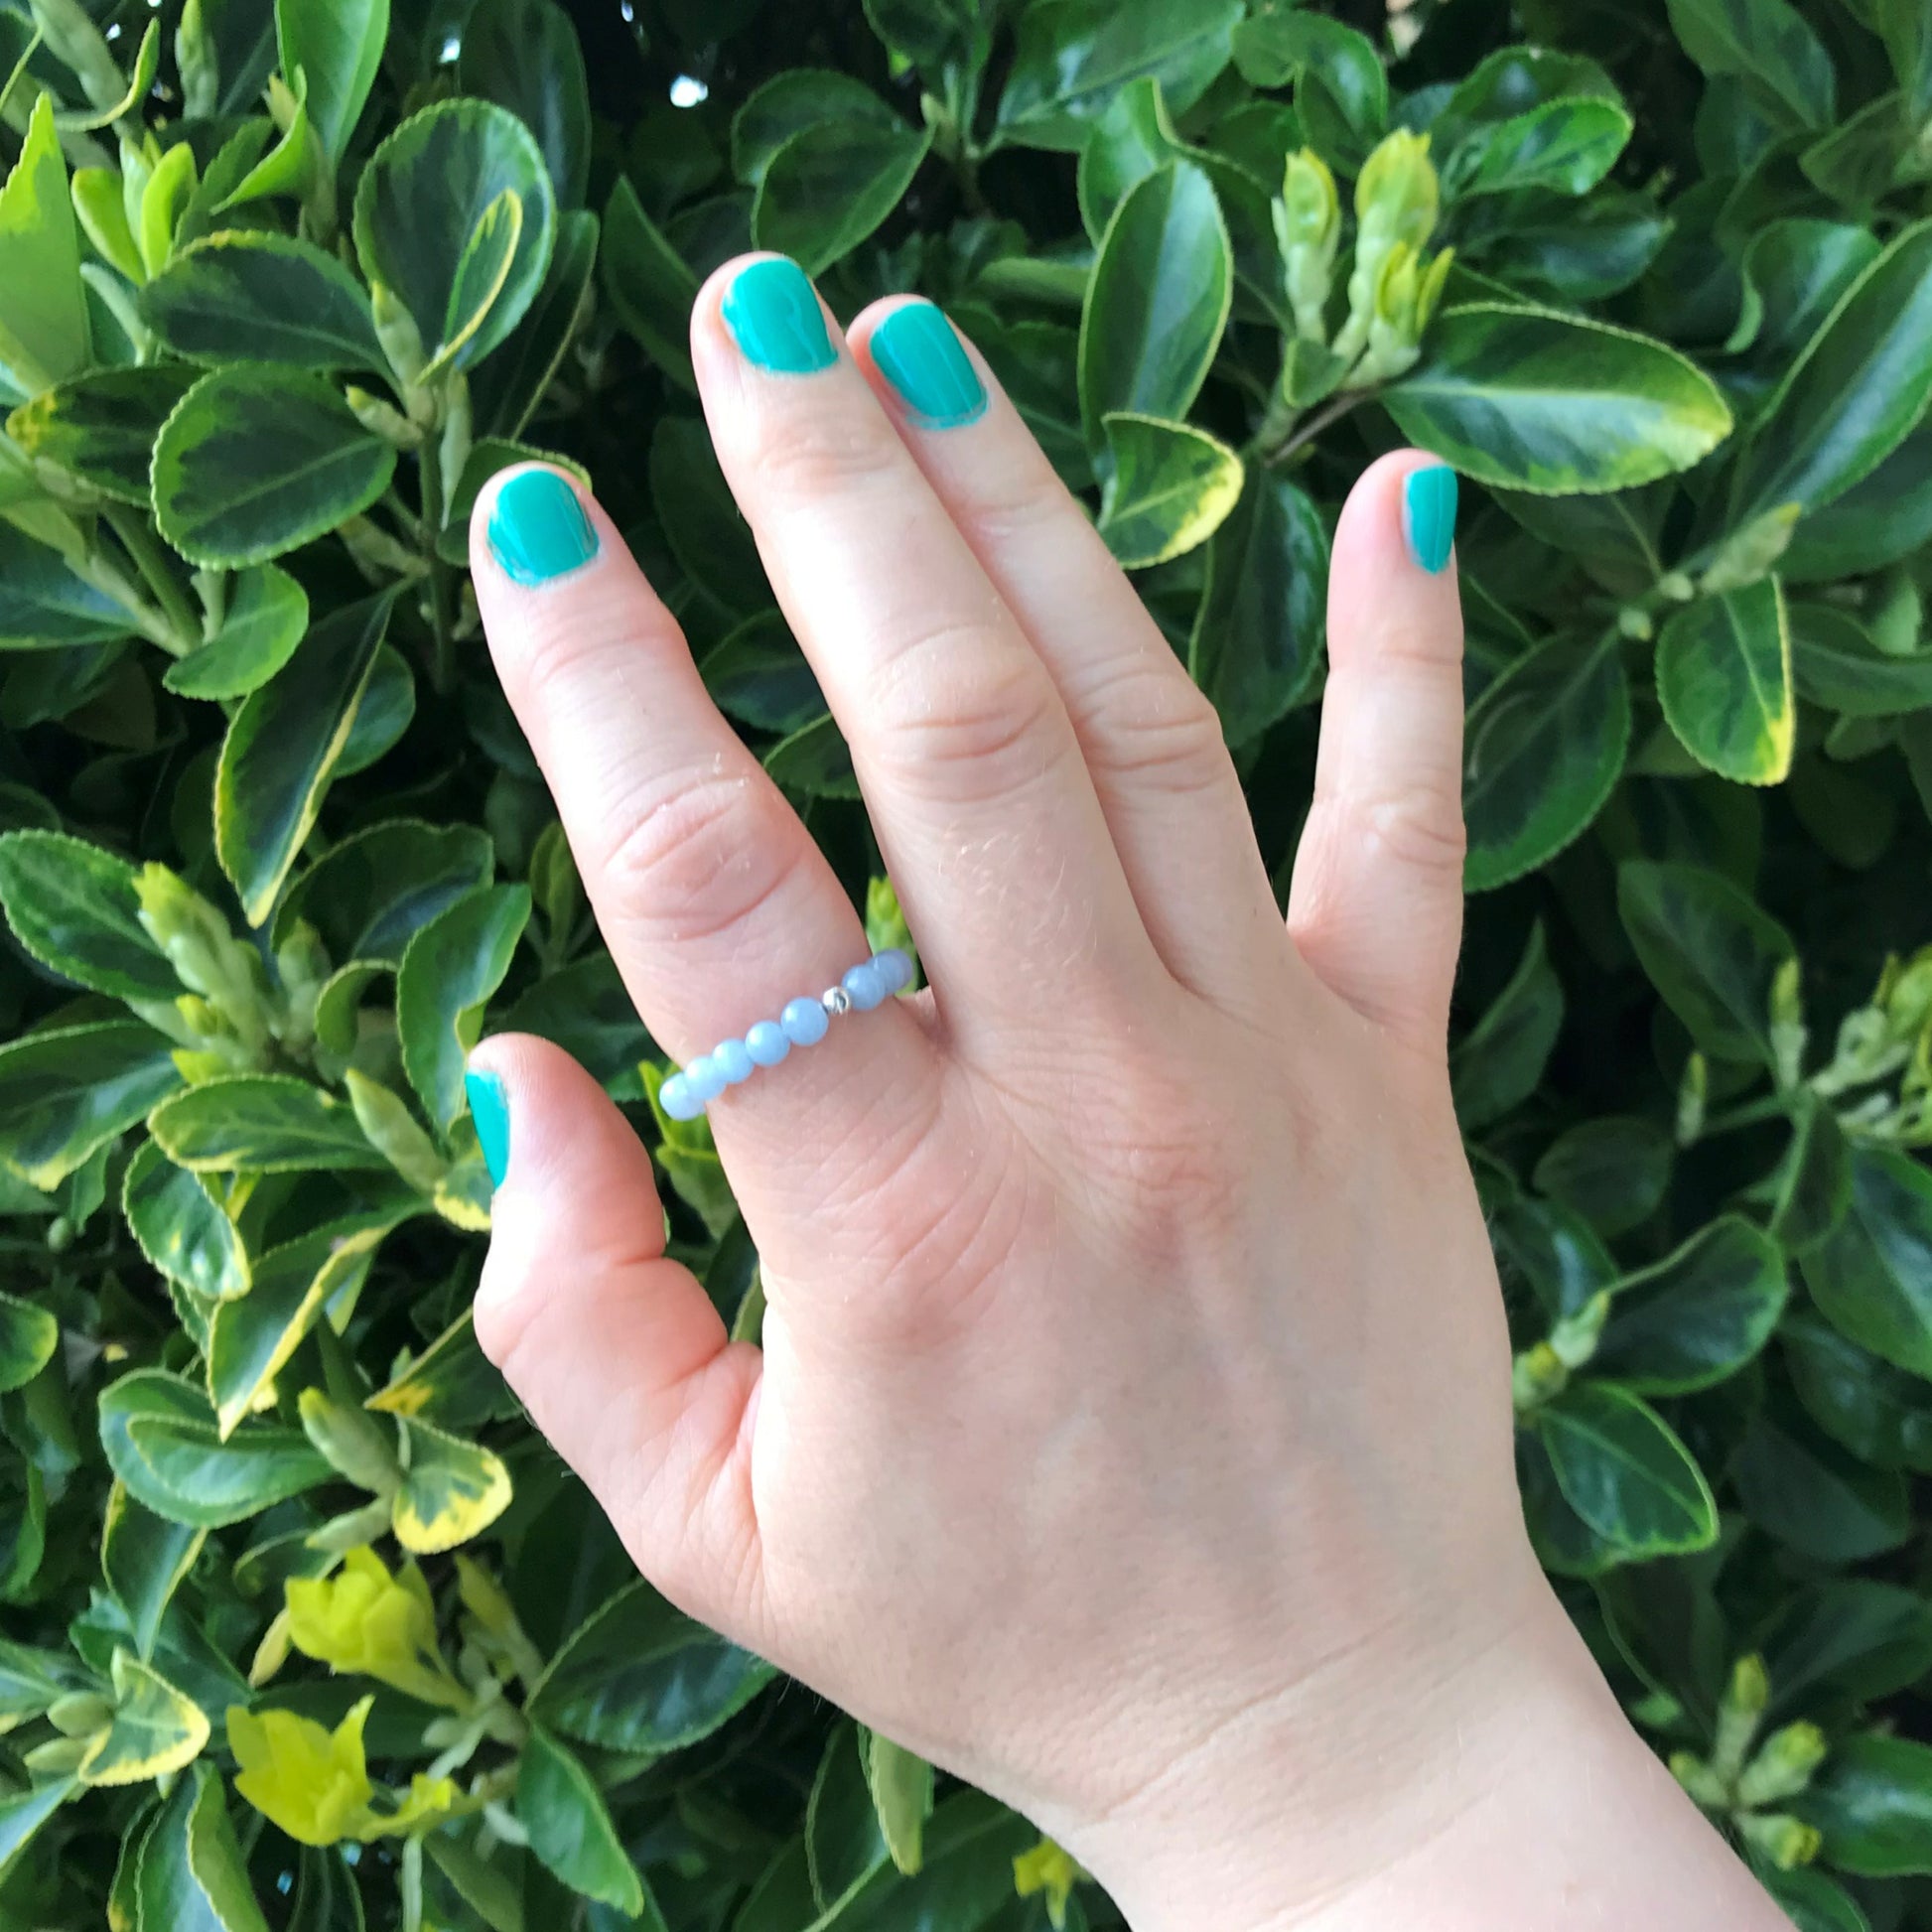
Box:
[142, 233, 384, 369]
[148, 1075, 387, 1173]
[754, 119, 931, 277]
[164, 564, 309, 701]
[732, 69, 900, 188]
[1538, 1383, 1718, 1559]
[391, 1418, 512, 1553]
[1734, 1410, 1912, 1563]
[6, 365, 197, 504]
[1655, 579, 1794, 786]
[997, 0, 1242, 153]
[530, 1580, 775, 1754]
[0, 522, 139, 647]
[601, 177, 697, 391]
[1798, 1735, 1932, 1875]
[0, 1291, 57, 1396]
[1444, 97, 1633, 200]
[1078, 162, 1230, 448]
[1384, 307, 1734, 494]
[122, 1140, 249, 1302]
[1664, 0, 1835, 130]
[276, 0, 387, 162]
[0, 830, 180, 1001]
[1616, 859, 1797, 1066]
[78, 1649, 210, 1786]
[1096, 413, 1243, 570]
[518, 1725, 645, 1915]
[458, 0, 591, 207]
[1731, 221, 1932, 525]
[1803, 1146, 1932, 1381]
[0, 96, 90, 396]
[214, 589, 395, 925]
[1532, 1115, 1672, 1237]
[0, 1022, 181, 1190]
[1463, 634, 1630, 892]
[1451, 921, 1564, 1130]
[274, 820, 494, 963]
[152, 366, 396, 569]
[101, 1486, 206, 1660]
[396, 884, 531, 1134]
[1593, 1217, 1788, 1393]
[353, 99, 557, 373]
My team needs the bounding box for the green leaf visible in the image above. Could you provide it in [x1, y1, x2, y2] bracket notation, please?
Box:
[207, 1223, 390, 1436]
[1230, 13, 1387, 159]
[1802, 1146, 1932, 1381]
[274, 819, 494, 963]
[1592, 1216, 1788, 1393]
[0, 829, 179, 1001]
[79, 1649, 210, 1786]
[763, 712, 859, 800]
[1463, 633, 1630, 893]
[152, 365, 395, 569]
[1384, 307, 1734, 494]
[391, 1417, 511, 1553]
[0, 1777, 77, 1877]
[1187, 468, 1327, 745]
[1664, 0, 1835, 130]
[809, 1723, 890, 1913]
[700, 611, 825, 735]
[1797, 1735, 1932, 1875]
[1096, 413, 1243, 569]
[997, 0, 1242, 153]
[147, 1075, 387, 1173]
[100, 1368, 331, 1527]
[276, 0, 387, 164]
[1878, 0, 1932, 121]
[214, 589, 395, 925]
[0, 1021, 181, 1189]
[1790, 603, 1932, 718]
[396, 884, 531, 1134]
[1782, 425, 1932, 584]
[732, 69, 901, 189]
[1450, 920, 1564, 1130]
[474, 206, 598, 440]
[102, 1486, 207, 1659]
[353, 98, 558, 372]
[0, 1290, 57, 1395]
[1078, 162, 1230, 450]
[1764, 1579, 1932, 1716]
[0, 520, 137, 647]
[134, 1760, 271, 1930]
[1728, 218, 1881, 361]
[164, 564, 309, 701]
[457, 0, 591, 207]
[863, 1730, 933, 1877]
[601, 177, 697, 391]
[6, 365, 197, 504]
[1616, 859, 1797, 1066]
[142, 232, 384, 370]
[1756, 1866, 1872, 1932]
[1444, 96, 1633, 200]
[1655, 579, 1794, 785]
[1538, 1382, 1719, 1560]
[863, 0, 989, 76]
[650, 414, 768, 615]
[530, 1580, 775, 1754]
[122, 1139, 249, 1302]
[1734, 1409, 1911, 1563]
[1731, 221, 1932, 526]
[365, 1309, 511, 1431]
[753, 118, 931, 277]
[517, 1725, 645, 1915]
[0, 95, 90, 395]
[1531, 1115, 1672, 1237]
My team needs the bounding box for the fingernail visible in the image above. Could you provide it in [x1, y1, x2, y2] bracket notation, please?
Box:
[465, 1068, 509, 1185]
[1403, 465, 1458, 575]
[871, 302, 987, 429]
[722, 258, 837, 374]
[488, 471, 598, 586]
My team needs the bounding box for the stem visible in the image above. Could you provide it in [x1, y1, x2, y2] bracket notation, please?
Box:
[1698, 1092, 1793, 1138]
[1251, 389, 1369, 470]
[417, 437, 457, 696]
[103, 507, 199, 652]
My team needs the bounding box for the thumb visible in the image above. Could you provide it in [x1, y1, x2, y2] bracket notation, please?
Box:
[465, 1035, 764, 1634]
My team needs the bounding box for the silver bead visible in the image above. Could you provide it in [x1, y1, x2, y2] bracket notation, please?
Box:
[822, 985, 852, 1016]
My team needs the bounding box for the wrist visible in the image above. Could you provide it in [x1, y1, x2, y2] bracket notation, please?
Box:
[1052, 1574, 1788, 1932]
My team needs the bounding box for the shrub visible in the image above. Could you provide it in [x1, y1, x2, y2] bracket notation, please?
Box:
[0, 0, 1929, 1924]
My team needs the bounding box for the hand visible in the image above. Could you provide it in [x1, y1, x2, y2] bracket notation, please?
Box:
[466, 255, 1784, 1930]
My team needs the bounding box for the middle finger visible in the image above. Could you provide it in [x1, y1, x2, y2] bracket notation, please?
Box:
[692, 255, 1163, 1038]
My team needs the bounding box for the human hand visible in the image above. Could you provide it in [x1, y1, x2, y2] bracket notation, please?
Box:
[465, 255, 1784, 1930]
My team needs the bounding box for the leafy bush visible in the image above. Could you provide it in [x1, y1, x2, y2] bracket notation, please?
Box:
[0, 0, 1930, 1924]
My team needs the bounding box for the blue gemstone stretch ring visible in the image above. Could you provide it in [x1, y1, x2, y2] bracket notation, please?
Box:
[658, 949, 914, 1122]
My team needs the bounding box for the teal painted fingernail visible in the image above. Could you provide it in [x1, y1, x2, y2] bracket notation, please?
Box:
[465, 1068, 509, 1186]
[1403, 465, 1458, 574]
[488, 471, 598, 586]
[722, 258, 836, 374]
[871, 302, 987, 429]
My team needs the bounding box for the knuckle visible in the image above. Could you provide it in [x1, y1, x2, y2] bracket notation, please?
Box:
[597, 769, 807, 945]
[868, 631, 1067, 789]
[755, 407, 901, 502]
[1082, 667, 1231, 794]
[1359, 785, 1468, 877]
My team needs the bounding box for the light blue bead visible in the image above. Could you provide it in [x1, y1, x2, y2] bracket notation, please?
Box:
[842, 962, 886, 1010]
[684, 1055, 728, 1103]
[746, 1021, 790, 1066]
[714, 1038, 756, 1084]
[871, 948, 912, 994]
[782, 997, 829, 1045]
[659, 1072, 704, 1121]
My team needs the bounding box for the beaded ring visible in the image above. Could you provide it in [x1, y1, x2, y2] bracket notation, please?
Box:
[658, 948, 913, 1121]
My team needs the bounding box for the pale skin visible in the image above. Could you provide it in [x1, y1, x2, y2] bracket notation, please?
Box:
[466, 254, 1789, 1930]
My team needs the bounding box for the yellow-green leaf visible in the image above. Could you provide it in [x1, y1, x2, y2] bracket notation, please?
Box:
[0, 94, 90, 393]
[1656, 578, 1795, 785]
[391, 1418, 511, 1554]
[78, 1649, 210, 1786]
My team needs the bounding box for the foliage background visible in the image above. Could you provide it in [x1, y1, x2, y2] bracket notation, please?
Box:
[0, 0, 1930, 1926]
